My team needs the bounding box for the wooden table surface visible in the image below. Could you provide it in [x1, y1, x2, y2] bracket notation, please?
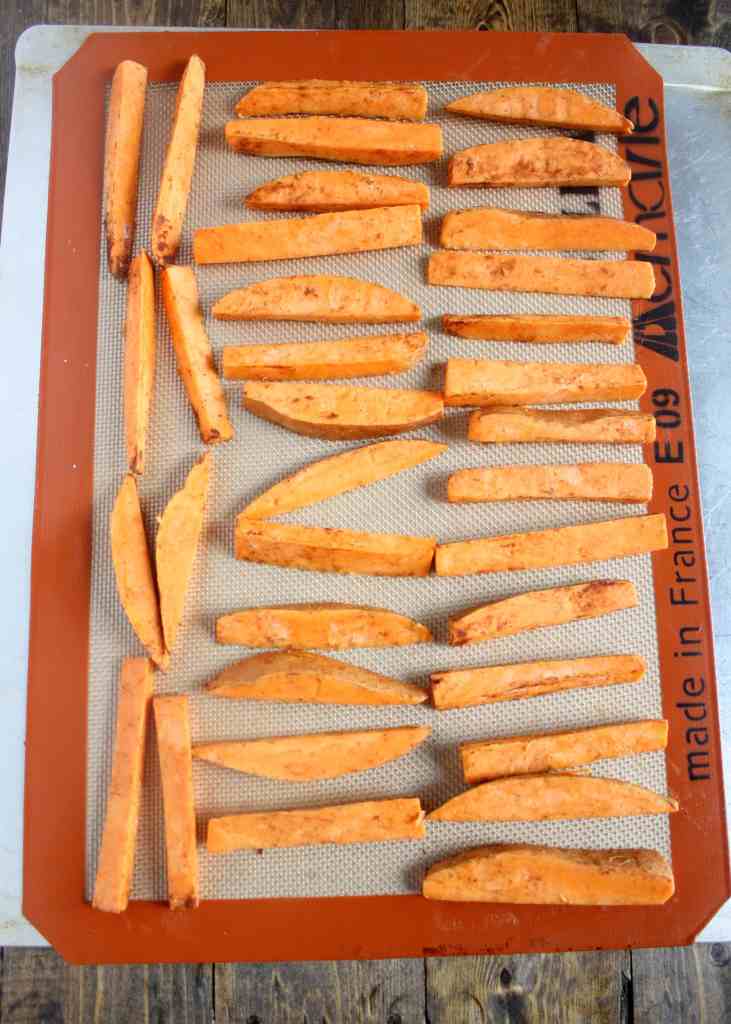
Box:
[1, 2, 730, 1021]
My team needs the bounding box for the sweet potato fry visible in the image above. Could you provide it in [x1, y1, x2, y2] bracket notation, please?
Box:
[151, 54, 205, 267]
[92, 658, 153, 913]
[448, 138, 630, 188]
[222, 332, 427, 381]
[431, 654, 645, 709]
[123, 252, 156, 474]
[110, 475, 167, 669]
[469, 407, 657, 444]
[194, 205, 422, 264]
[446, 86, 633, 133]
[245, 170, 430, 212]
[193, 725, 430, 781]
[447, 464, 653, 504]
[162, 266, 233, 443]
[207, 651, 428, 705]
[444, 314, 631, 344]
[440, 209, 655, 253]
[235, 517, 436, 576]
[429, 253, 655, 299]
[460, 720, 669, 784]
[435, 514, 668, 576]
[104, 60, 147, 278]
[429, 774, 678, 822]
[244, 381, 444, 440]
[423, 845, 675, 905]
[213, 275, 420, 323]
[243, 439, 446, 517]
[225, 117, 443, 165]
[153, 695, 198, 909]
[449, 580, 638, 645]
[215, 603, 431, 649]
[444, 358, 646, 407]
[235, 80, 428, 120]
[207, 797, 425, 853]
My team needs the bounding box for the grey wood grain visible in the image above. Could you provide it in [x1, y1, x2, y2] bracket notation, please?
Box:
[632, 944, 731, 1024]
[404, 0, 579, 31]
[577, 1, 731, 46]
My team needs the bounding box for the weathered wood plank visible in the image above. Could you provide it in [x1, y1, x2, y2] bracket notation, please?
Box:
[228, 0, 403, 28]
[44, 0, 225, 27]
[577, 1, 731, 46]
[404, 0, 579, 31]
[632, 943, 731, 1023]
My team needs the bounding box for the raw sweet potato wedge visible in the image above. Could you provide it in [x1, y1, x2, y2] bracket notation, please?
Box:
[440, 209, 655, 252]
[207, 797, 426, 853]
[446, 87, 633, 133]
[460, 719, 669, 783]
[235, 80, 428, 120]
[443, 314, 631, 344]
[123, 251, 156, 474]
[243, 439, 446, 518]
[245, 170, 430, 212]
[448, 138, 630, 188]
[423, 845, 675, 905]
[207, 651, 428, 705]
[153, 695, 198, 909]
[468, 407, 657, 444]
[244, 381, 444, 440]
[104, 60, 147, 278]
[235, 517, 436, 576]
[447, 464, 653, 504]
[215, 603, 432, 649]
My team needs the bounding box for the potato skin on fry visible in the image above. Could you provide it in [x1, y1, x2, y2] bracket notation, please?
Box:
[235, 80, 428, 120]
[468, 407, 657, 445]
[123, 252, 156, 474]
[449, 137, 630, 188]
[446, 87, 633, 133]
[246, 170, 430, 212]
[443, 314, 630, 344]
[104, 60, 147, 278]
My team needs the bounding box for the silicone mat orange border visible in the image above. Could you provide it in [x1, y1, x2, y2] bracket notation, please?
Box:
[24, 29, 729, 964]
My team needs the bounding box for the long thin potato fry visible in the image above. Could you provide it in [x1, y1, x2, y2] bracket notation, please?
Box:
[449, 580, 638, 645]
[153, 695, 198, 909]
[207, 797, 425, 853]
[460, 720, 669, 783]
[213, 275, 420, 323]
[235, 517, 436, 577]
[92, 658, 153, 913]
[423, 845, 675, 905]
[222, 332, 427, 381]
[435, 514, 668, 576]
[447, 464, 653, 504]
[226, 117, 443, 165]
[215, 604, 432, 649]
[104, 60, 147, 278]
[235, 80, 428, 120]
[151, 54, 205, 266]
[444, 314, 631, 344]
[446, 87, 633, 133]
[123, 252, 156, 474]
[449, 137, 630, 188]
[243, 439, 446, 518]
[469, 407, 657, 444]
[431, 654, 645, 709]
[246, 170, 430, 212]
[440, 209, 655, 252]
[207, 651, 428, 705]
[162, 266, 234, 443]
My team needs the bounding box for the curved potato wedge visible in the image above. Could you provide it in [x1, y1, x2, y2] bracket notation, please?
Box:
[449, 138, 630, 188]
[446, 87, 633, 133]
[469, 407, 657, 444]
[246, 170, 430, 212]
[104, 60, 147, 278]
[440, 209, 655, 252]
[207, 651, 428, 705]
[216, 603, 432, 649]
[235, 80, 428, 120]
[444, 314, 631, 344]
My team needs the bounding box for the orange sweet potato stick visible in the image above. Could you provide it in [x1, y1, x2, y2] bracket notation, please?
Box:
[154, 695, 198, 910]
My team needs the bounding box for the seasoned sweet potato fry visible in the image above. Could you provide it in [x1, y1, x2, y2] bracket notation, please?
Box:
[194, 205, 422, 264]
[226, 117, 443, 165]
[446, 87, 633, 133]
[440, 209, 655, 252]
[243, 439, 446, 518]
[123, 252, 156, 474]
[213, 275, 420, 323]
[207, 797, 425, 853]
[435, 514, 668, 576]
[449, 580, 638, 645]
[431, 654, 645, 709]
[207, 651, 428, 705]
[153, 695, 198, 909]
[162, 266, 233, 443]
[246, 170, 430, 212]
[110, 475, 167, 669]
[429, 253, 656, 299]
[223, 332, 427, 381]
[449, 138, 630, 188]
[104, 60, 147, 278]
[235, 80, 428, 120]
[429, 774, 678, 822]
[469, 407, 657, 444]
[423, 845, 675, 905]
[151, 55, 205, 266]
[215, 603, 431, 649]
[444, 314, 631, 344]
[460, 720, 669, 783]
[92, 658, 153, 913]
[447, 464, 653, 504]
[235, 517, 436, 576]
[193, 725, 430, 780]
[244, 381, 444, 440]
